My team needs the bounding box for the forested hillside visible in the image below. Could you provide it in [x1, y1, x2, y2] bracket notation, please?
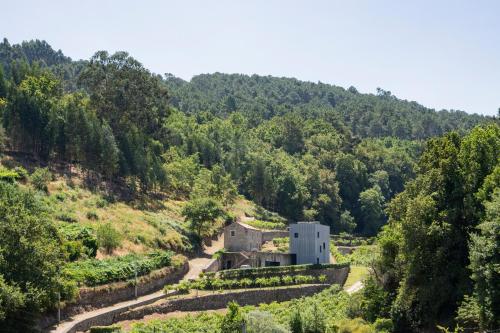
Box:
[164, 72, 487, 139]
[0, 38, 489, 235]
[0, 38, 497, 332]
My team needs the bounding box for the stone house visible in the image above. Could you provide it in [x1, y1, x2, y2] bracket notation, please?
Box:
[224, 221, 263, 252]
[218, 220, 329, 270]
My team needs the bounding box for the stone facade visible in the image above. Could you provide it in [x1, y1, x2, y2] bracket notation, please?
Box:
[224, 221, 263, 252]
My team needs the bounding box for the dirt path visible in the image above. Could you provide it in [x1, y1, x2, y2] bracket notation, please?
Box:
[48, 234, 224, 333]
[183, 233, 224, 280]
[345, 281, 363, 294]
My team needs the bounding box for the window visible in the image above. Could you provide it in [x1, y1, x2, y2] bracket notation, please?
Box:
[323, 242, 326, 249]
[316, 258, 319, 264]
[294, 232, 299, 238]
[319, 246, 322, 253]
[317, 231, 320, 238]
[230, 230, 235, 237]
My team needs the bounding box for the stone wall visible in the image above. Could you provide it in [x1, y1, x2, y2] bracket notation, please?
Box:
[39, 262, 188, 330]
[116, 284, 330, 323]
[202, 258, 219, 274]
[224, 222, 262, 252]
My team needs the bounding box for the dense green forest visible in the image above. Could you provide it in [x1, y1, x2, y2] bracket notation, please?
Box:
[0, 38, 498, 332]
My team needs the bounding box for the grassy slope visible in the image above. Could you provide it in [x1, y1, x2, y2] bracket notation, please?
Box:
[0, 155, 266, 258]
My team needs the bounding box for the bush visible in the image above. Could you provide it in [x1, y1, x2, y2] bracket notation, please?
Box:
[0, 167, 21, 183]
[89, 325, 122, 333]
[59, 223, 98, 258]
[86, 210, 99, 220]
[30, 167, 52, 192]
[176, 281, 191, 294]
[97, 223, 121, 254]
[64, 251, 173, 286]
[56, 212, 78, 223]
[337, 318, 374, 333]
[63, 240, 84, 261]
[246, 310, 288, 333]
[373, 318, 393, 333]
[13, 166, 28, 181]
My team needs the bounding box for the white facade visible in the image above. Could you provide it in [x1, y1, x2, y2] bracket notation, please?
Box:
[289, 222, 330, 265]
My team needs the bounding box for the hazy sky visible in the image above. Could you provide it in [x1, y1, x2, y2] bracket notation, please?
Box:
[2, 0, 499, 115]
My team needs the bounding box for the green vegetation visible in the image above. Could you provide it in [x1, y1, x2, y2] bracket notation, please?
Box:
[0, 181, 76, 330]
[212, 263, 348, 280]
[0, 38, 498, 332]
[332, 244, 378, 266]
[167, 274, 326, 293]
[89, 325, 122, 333]
[63, 251, 173, 286]
[1, 38, 489, 237]
[30, 167, 52, 192]
[244, 219, 287, 230]
[130, 286, 370, 333]
[372, 124, 500, 331]
[343, 266, 370, 290]
[96, 223, 122, 254]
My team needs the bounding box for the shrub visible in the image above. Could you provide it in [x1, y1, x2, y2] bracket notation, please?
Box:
[240, 278, 253, 289]
[89, 325, 122, 333]
[56, 212, 78, 223]
[86, 210, 99, 220]
[220, 301, 245, 333]
[64, 251, 173, 286]
[289, 309, 303, 333]
[246, 310, 289, 333]
[337, 318, 374, 333]
[95, 197, 108, 208]
[282, 275, 294, 285]
[55, 192, 66, 202]
[59, 223, 98, 258]
[176, 281, 191, 294]
[0, 167, 21, 183]
[373, 318, 393, 333]
[97, 223, 121, 254]
[30, 167, 52, 192]
[13, 166, 28, 181]
[63, 240, 84, 261]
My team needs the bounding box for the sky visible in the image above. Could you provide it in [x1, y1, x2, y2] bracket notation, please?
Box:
[2, 0, 499, 116]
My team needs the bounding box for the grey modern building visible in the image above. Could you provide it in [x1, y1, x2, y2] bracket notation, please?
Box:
[289, 222, 330, 265]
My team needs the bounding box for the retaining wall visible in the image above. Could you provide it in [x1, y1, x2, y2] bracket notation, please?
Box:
[67, 284, 331, 332]
[40, 262, 188, 329]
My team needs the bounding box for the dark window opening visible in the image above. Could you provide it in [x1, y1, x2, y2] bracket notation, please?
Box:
[316, 258, 320, 264]
[226, 260, 232, 269]
[317, 231, 320, 238]
[323, 242, 326, 249]
[265, 261, 281, 267]
[294, 232, 299, 238]
[230, 230, 235, 237]
[320, 246, 322, 253]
